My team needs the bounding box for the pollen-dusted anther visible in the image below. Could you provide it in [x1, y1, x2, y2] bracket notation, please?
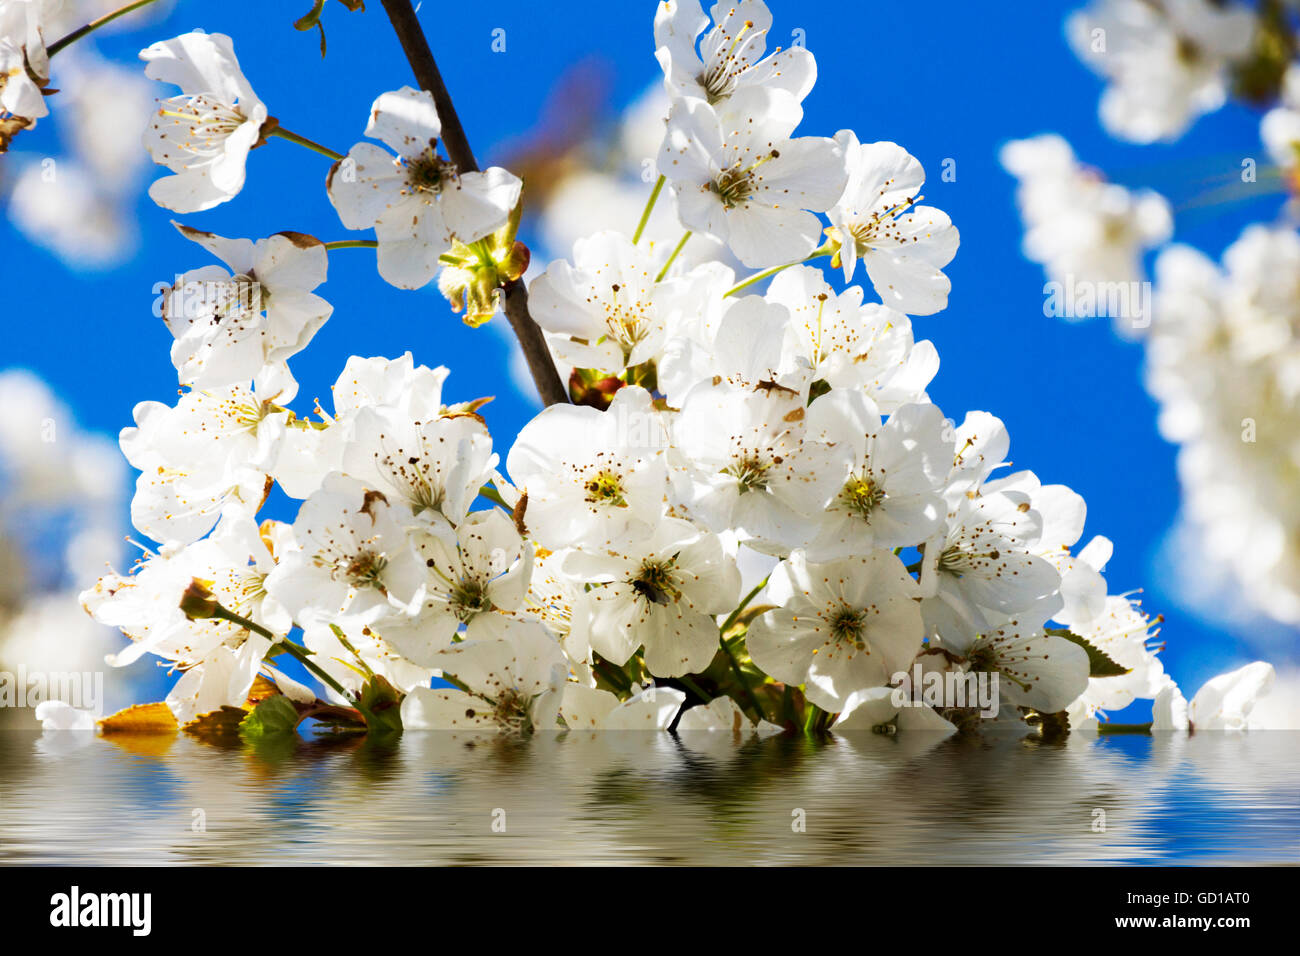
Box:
[583, 470, 628, 507]
[839, 474, 886, 518]
[696, 14, 769, 103]
[490, 687, 534, 734]
[450, 576, 493, 622]
[710, 165, 756, 208]
[341, 550, 389, 589]
[405, 147, 459, 195]
[829, 606, 866, 644]
[723, 454, 771, 492]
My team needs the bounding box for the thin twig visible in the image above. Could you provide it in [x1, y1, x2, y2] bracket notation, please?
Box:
[378, 0, 478, 171]
[323, 239, 378, 251]
[268, 125, 343, 160]
[501, 282, 569, 405]
[47, 0, 159, 57]
[378, 0, 568, 406]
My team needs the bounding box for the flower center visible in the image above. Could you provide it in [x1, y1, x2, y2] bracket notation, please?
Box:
[711, 149, 782, 209]
[829, 606, 867, 648]
[967, 640, 998, 673]
[1175, 35, 1202, 65]
[215, 395, 275, 433]
[406, 149, 458, 194]
[327, 549, 386, 590]
[584, 470, 627, 507]
[450, 576, 492, 622]
[723, 454, 770, 492]
[601, 282, 653, 353]
[632, 559, 680, 607]
[937, 544, 1001, 577]
[156, 94, 246, 161]
[697, 17, 766, 103]
[490, 688, 533, 734]
[711, 165, 755, 209]
[839, 474, 885, 518]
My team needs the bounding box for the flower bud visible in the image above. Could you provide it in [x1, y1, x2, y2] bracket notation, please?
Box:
[179, 578, 220, 620]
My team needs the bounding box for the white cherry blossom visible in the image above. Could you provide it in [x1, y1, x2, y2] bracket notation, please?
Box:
[563, 517, 739, 677]
[747, 549, 924, 712]
[528, 230, 671, 374]
[1001, 134, 1171, 336]
[79, 515, 290, 723]
[918, 490, 1063, 652]
[263, 474, 428, 628]
[826, 132, 958, 315]
[965, 616, 1089, 714]
[141, 31, 268, 212]
[560, 683, 685, 730]
[327, 86, 522, 289]
[672, 381, 849, 552]
[1065, 595, 1167, 727]
[0, 0, 49, 124]
[659, 86, 846, 267]
[506, 385, 669, 551]
[764, 265, 939, 408]
[803, 389, 951, 559]
[163, 223, 332, 398]
[831, 686, 957, 734]
[120, 382, 287, 546]
[399, 620, 567, 731]
[1153, 662, 1276, 732]
[340, 405, 495, 527]
[676, 693, 783, 735]
[390, 509, 533, 661]
[653, 0, 816, 107]
[1068, 0, 1256, 143]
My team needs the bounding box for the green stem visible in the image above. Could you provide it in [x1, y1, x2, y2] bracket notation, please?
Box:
[725, 244, 833, 297]
[268, 125, 344, 161]
[720, 636, 765, 724]
[210, 606, 352, 702]
[655, 231, 691, 282]
[329, 624, 375, 680]
[802, 701, 819, 735]
[477, 482, 510, 510]
[720, 575, 769, 635]
[273, 639, 354, 704]
[593, 656, 633, 696]
[323, 239, 378, 251]
[632, 175, 666, 245]
[47, 0, 159, 57]
[678, 675, 710, 704]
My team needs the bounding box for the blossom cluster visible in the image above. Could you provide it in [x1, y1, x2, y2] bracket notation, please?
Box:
[0, 371, 132, 727]
[1, 1, 157, 266]
[1002, 4, 1300, 642]
[1068, 0, 1267, 144]
[34, 0, 1279, 737]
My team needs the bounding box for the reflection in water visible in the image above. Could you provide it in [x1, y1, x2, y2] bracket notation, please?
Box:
[1, 730, 1298, 864]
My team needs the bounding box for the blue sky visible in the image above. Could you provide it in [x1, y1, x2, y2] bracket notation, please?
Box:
[6, 0, 1293, 710]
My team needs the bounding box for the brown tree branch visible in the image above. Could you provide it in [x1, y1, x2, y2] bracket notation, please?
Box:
[379, 0, 569, 406]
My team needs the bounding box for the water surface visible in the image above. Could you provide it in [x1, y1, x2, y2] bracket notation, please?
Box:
[2, 730, 1298, 864]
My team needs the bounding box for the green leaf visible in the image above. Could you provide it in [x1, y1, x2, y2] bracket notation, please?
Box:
[293, 0, 328, 57]
[356, 675, 404, 733]
[294, 0, 325, 30]
[239, 695, 302, 739]
[1048, 628, 1131, 678]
